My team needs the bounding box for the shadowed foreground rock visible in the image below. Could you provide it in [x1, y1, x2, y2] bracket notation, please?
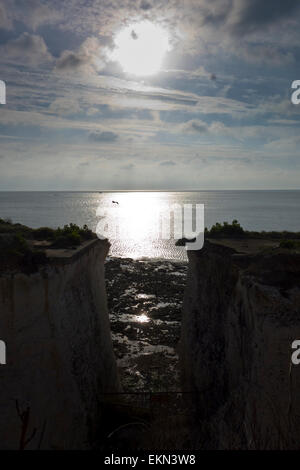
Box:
[180, 240, 300, 449]
[0, 239, 120, 449]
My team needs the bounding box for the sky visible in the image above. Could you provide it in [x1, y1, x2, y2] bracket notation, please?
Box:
[0, 0, 300, 190]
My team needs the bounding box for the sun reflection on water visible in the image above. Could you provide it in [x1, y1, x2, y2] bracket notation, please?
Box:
[97, 191, 188, 260]
[99, 191, 172, 244]
[135, 313, 150, 323]
[114, 192, 164, 241]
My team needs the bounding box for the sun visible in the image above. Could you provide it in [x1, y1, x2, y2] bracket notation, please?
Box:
[110, 21, 170, 76]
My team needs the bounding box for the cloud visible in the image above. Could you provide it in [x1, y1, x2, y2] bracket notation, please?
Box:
[228, 0, 300, 36]
[56, 37, 104, 73]
[179, 119, 284, 141]
[140, 1, 152, 10]
[164, 66, 214, 81]
[121, 163, 134, 170]
[176, 0, 300, 65]
[238, 43, 294, 65]
[48, 97, 81, 116]
[199, 0, 300, 36]
[88, 130, 119, 143]
[56, 50, 90, 70]
[2, 32, 52, 64]
[209, 121, 231, 135]
[160, 160, 176, 166]
[181, 119, 209, 134]
[0, 2, 13, 30]
[14, 0, 61, 30]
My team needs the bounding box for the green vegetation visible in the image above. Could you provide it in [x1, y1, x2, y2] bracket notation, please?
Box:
[50, 223, 94, 248]
[34, 223, 94, 247]
[205, 220, 300, 240]
[0, 218, 33, 238]
[0, 218, 96, 273]
[205, 220, 244, 238]
[279, 239, 300, 250]
[0, 231, 47, 273]
[34, 226, 56, 240]
[0, 218, 94, 246]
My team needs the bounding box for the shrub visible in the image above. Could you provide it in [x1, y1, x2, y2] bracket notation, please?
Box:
[81, 224, 94, 240]
[0, 220, 95, 272]
[34, 227, 55, 240]
[279, 239, 299, 249]
[52, 231, 81, 248]
[206, 220, 245, 238]
[0, 233, 29, 256]
[50, 223, 94, 248]
[0, 232, 32, 271]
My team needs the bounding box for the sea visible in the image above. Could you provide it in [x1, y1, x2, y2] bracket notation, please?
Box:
[0, 190, 299, 260]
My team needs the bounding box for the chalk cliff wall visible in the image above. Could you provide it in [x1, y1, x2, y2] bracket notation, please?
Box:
[0, 239, 120, 450]
[180, 241, 300, 449]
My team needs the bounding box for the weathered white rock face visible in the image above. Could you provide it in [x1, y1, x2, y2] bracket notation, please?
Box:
[180, 241, 300, 449]
[0, 239, 120, 449]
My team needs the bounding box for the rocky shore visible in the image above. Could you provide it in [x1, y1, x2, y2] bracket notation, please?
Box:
[105, 256, 187, 392]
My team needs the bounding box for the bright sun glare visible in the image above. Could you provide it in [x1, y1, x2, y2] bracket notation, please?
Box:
[111, 21, 170, 76]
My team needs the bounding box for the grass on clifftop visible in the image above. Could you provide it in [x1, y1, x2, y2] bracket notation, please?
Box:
[0, 219, 96, 272]
[0, 219, 95, 246]
[279, 239, 300, 249]
[34, 223, 94, 248]
[205, 220, 244, 238]
[205, 220, 300, 242]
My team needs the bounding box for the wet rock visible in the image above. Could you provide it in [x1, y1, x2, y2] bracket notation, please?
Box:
[106, 257, 187, 392]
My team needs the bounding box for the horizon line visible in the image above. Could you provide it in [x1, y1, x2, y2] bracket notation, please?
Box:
[0, 189, 300, 192]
